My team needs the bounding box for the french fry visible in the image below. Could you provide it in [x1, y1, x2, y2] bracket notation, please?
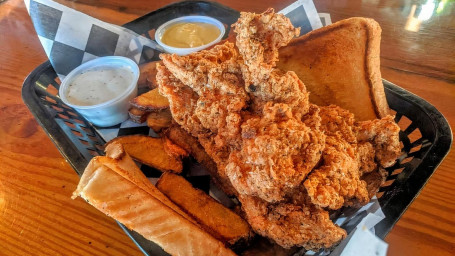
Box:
[156, 172, 253, 247]
[128, 107, 148, 123]
[130, 88, 169, 111]
[105, 135, 182, 173]
[146, 109, 172, 132]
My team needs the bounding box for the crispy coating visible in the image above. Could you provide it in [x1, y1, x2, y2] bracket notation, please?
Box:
[226, 103, 325, 203]
[233, 9, 308, 119]
[304, 137, 369, 209]
[304, 106, 401, 209]
[304, 106, 369, 209]
[233, 8, 300, 70]
[357, 142, 377, 175]
[157, 64, 202, 136]
[239, 195, 346, 250]
[357, 115, 402, 168]
[160, 43, 238, 94]
[160, 43, 248, 149]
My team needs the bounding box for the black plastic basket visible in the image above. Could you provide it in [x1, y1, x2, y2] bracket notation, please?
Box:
[22, 1, 452, 255]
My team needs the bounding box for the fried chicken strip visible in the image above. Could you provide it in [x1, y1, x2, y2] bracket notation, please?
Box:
[357, 115, 401, 168]
[226, 103, 325, 203]
[233, 9, 308, 119]
[304, 106, 401, 209]
[239, 195, 346, 250]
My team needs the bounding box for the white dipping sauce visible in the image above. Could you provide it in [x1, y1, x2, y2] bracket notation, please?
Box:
[65, 66, 134, 106]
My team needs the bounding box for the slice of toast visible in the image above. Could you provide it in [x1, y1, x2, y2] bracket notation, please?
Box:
[277, 17, 390, 121]
[72, 143, 235, 256]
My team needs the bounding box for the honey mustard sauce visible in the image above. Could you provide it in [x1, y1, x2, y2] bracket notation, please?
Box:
[161, 22, 221, 48]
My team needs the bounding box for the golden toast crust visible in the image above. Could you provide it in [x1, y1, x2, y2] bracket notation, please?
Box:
[278, 17, 390, 121]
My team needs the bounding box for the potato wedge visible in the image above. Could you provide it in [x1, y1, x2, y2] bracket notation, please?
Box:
[105, 135, 182, 173]
[138, 60, 160, 87]
[128, 107, 148, 123]
[130, 88, 169, 111]
[146, 109, 172, 132]
[156, 172, 252, 247]
[146, 74, 158, 89]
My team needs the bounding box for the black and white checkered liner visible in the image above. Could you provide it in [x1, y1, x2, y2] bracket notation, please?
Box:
[25, 0, 161, 80]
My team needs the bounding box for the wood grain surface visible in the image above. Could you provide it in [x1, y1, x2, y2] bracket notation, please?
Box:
[0, 0, 454, 255]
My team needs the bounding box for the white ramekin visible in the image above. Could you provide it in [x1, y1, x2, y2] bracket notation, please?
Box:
[155, 16, 225, 55]
[59, 56, 139, 127]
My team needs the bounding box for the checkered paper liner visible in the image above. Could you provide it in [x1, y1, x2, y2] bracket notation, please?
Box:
[24, 0, 387, 254]
[24, 0, 161, 80]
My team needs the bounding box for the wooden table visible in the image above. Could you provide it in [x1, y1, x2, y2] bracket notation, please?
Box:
[0, 0, 454, 255]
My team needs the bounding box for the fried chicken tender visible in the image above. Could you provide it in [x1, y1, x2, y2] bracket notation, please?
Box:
[233, 8, 300, 70]
[160, 43, 238, 94]
[303, 106, 401, 209]
[156, 64, 202, 135]
[304, 137, 369, 209]
[239, 195, 346, 250]
[304, 106, 370, 209]
[226, 103, 325, 203]
[159, 42, 249, 148]
[158, 43, 251, 195]
[357, 142, 377, 175]
[357, 115, 401, 168]
[233, 9, 308, 119]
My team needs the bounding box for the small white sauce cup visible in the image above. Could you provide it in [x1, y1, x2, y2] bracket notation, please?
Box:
[155, 16, 226, 55]
[59, 56, 139, 127]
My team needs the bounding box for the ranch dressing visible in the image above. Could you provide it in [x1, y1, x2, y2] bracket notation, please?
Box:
[65, 66, 134, 106]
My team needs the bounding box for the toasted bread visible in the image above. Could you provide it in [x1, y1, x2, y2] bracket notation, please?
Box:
[157, 172, 252, 248]
[277, 17, 390, 121]
[130, 88, 170, 111]
[73, 144, 235, 256]
[164, 124, 238, 196]
[105, 135, 183, 173]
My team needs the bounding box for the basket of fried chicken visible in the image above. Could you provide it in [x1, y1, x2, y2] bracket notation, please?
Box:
[72, 9, 402, 255]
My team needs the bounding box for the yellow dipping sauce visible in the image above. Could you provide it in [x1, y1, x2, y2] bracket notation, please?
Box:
[161, 22, 221, 48]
